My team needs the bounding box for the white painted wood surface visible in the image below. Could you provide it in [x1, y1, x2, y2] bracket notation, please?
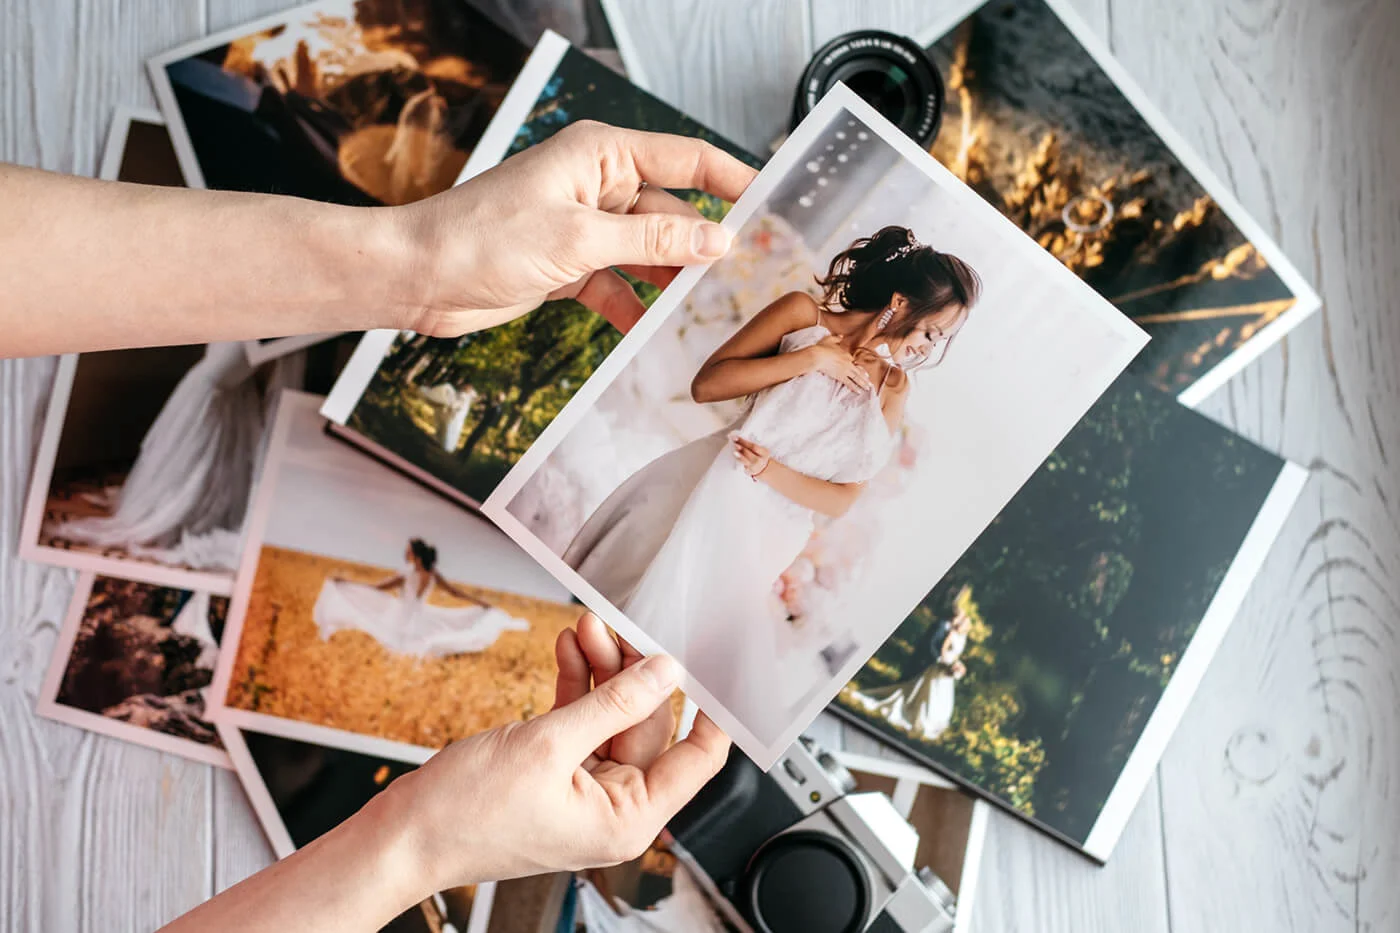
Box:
[1, 0, 1396, 931]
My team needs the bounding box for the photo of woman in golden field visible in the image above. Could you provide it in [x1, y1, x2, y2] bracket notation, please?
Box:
[216, 392, 582, 758]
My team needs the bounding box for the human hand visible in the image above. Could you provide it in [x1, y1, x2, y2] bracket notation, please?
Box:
[803, 334, 874, 393]
[379, 613, 728, 893]
[730, 433, 772, 480]
[392, 121, 757, 337]
[950, 660, 967, 680]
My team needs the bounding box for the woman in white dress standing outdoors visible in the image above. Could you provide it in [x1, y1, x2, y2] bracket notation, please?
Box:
[564, 225, 981, 741]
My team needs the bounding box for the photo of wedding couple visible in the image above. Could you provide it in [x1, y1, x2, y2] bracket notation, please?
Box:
[214, 392, 582, 759]
[491, 91, 1145, 764]
[834, 373, 1305, 855]
[38, 574, 231, 768]
[326, 38, 759, 506]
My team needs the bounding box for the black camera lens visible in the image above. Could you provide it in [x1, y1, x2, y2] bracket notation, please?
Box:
[743, 831, 870, 933]
[792, 30, 945, 146]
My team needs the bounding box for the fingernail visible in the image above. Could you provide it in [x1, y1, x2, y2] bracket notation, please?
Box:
[692, 223, 731, 259]
[639, 655, 681, 692]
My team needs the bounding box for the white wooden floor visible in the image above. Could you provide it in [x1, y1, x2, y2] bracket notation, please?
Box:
[2, 1, 1397, 930]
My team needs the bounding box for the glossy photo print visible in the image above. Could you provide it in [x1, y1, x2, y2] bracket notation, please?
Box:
[218, 724, 494, 932]
[209, 392, 583, 763]
[484, 86, 1146, 768]
[321, 33, 762, 510]
[833, 374, 1308, 860]
[918, 0, 1320, 406]
[36, 573, 231, 769]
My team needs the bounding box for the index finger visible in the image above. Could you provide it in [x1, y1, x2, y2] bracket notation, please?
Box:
[642, 712, 730, 816]
[609, 127, 757, 205]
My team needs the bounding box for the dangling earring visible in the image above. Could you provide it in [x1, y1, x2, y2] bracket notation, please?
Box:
[876, 306, 895, 331]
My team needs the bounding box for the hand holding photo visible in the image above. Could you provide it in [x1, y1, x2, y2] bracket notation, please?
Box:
[484, 84, 1147, 768]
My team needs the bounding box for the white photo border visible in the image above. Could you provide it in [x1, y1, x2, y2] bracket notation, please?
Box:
[478, 83, 1147, 769]
[36, 570, 234, 770]
[912, 0, 1323, 409]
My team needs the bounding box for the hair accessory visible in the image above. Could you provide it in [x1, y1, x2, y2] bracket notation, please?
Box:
[881, 238, 923, 262]
[876, 306, 896, 330]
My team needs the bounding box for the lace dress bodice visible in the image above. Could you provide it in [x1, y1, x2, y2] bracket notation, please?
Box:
[738, 324, 896, 485]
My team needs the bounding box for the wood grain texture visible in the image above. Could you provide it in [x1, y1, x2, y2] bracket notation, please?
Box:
[1111, 0, 1400, 928]
[1, 0, 1397, 931]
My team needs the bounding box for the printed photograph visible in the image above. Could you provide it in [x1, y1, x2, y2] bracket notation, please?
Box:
[570, 841, 737, 932]
[223, 726, 492, 932]
[493, 89, 1145, 765]
[923, 0, 1318, 400]
[471, 0, 635, 78]
[214, 392, 584, 759]
[149, 0, 529, 203]
[325, 38, 761, 507]
[37, 573, 230, 768]
[834, 373, 1305, 855]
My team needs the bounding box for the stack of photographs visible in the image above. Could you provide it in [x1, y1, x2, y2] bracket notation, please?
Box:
[18, 0, 1325, 928]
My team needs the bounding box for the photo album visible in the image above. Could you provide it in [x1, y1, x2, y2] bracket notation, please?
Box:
[321, 29, 764, 510]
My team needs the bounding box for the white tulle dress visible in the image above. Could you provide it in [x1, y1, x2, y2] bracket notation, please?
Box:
[576, 862, 730, 933]
[563, 322, 896, 743]
[846, 666, 958, 742]
[416, 383, 477, 453]
[312, 565, 528, 659]
[49, 342, 265, 571]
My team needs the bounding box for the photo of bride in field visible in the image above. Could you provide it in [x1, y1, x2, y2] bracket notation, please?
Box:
[214, 392, 582, 759]
[494, 94, 1145, 762]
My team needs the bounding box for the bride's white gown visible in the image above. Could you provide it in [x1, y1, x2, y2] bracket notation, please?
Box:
[846, 666, 957, 742]
[312, 565, 528, 659]
[49, 342, 265, 571]
[416, 383, 477, 453]
[563, 323, 895, 743]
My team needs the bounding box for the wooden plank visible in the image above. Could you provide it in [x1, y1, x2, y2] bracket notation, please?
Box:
[605, 0, 812, 155]
[1121, 0, 1400, 926]
[0, 1, 217, 930]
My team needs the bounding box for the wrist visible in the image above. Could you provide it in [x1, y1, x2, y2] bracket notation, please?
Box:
[354, 783, 443, 912]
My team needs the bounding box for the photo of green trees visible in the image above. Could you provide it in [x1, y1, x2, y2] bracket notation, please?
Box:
[347, 45, 760, 503]
[836, 374, 1286, 845]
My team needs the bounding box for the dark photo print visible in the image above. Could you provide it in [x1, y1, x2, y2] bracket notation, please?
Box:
[925, 0, 1306, 396]
[836, 373, 1294, 851]
[153, 0, 530, 204]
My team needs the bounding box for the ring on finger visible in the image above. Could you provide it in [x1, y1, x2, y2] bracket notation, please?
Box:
[626, 180, 649, 213]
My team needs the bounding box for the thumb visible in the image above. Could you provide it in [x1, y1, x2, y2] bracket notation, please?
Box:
[585, 209, 734, 269]
[546, 654, 683, 760]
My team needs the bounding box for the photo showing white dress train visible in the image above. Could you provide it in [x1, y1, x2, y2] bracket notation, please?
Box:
[844, 666, 958, 742]
[46, 342, 271, 572]
[313, 560, 529, 659]
[564, 322, 896, 741]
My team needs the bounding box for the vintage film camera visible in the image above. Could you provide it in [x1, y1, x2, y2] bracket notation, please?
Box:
[668, 737, 957, 933]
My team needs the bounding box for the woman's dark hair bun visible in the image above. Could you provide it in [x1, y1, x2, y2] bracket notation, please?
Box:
[409, 537, 438, 572]
[816, 225, 981, 337]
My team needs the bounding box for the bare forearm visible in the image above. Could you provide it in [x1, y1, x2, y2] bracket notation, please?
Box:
[691, 348, 813, 403]
[756, 459, 861, 517]
[159, 793, 434, 933]
[0, 165, 426, 357]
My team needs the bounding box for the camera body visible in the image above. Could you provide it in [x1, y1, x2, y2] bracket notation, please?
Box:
[668, 737, 956, 933]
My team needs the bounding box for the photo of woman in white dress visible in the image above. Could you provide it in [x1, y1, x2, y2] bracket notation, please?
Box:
[33, 341, 292, 585]
[843, 609, 973, 742]
[562, 225, 981, 738]
[314, 537, 529, 659]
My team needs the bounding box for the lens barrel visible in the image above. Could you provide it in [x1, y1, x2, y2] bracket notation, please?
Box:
[792, 30, 945, 146]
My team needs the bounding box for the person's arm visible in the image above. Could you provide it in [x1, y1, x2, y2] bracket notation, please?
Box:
[158, 614, 728, 933]
[371, 574, 406, 592]
[730, 434, 864, 518]
[0, 122, 756, 358]
[690, 292, 875, 403]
